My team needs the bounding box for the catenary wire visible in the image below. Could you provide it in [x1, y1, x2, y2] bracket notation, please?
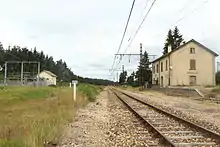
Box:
[110, 0, 136, 73]
[111, 0, 157, 76]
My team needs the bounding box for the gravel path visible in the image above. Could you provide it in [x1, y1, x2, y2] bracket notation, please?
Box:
[58, 89, 110, 147]
[58, 88, 163, 147]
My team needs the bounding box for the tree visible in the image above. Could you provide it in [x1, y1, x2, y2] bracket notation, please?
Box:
[127, 72, 135, 86]
[216, 71, 220, 85]
[163, 29, 174, 55]
[163, 27, 184, 54]
[136, 51, 152, 86]
[0, 41, 115, 85]
[119, 71, 127, 84]
[173, 26, 184, 49]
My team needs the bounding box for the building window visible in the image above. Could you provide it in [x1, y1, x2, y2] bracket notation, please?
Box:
[156, 64, 159, 73]
[161, 62, 163, 72]
[190, 59, 196, 70]
[190, 48, 195, 54]
[153, 65, 155, 74]
[166, 60, 168, 71]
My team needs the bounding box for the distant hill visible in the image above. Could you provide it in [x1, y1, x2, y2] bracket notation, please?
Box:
[0, 42, 115, 85]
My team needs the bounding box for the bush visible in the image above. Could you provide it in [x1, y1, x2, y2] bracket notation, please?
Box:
[48, 84, 57, 88]
[77, 84, 101, 102]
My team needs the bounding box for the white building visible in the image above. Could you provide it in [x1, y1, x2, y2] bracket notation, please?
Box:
[38, 70, 57, 86]
[151, 39, 218, 87]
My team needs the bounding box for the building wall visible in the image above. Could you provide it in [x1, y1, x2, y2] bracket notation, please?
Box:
[160, 57, 170, 87]
[39, 72, 57, 85]
[170, 42, 215, 86]
[152, 42, 216, 86]
[152, 61, 159, 85]
[152, 57, 170, 87]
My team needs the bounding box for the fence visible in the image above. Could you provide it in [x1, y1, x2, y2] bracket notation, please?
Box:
[0, 80, 48, 87]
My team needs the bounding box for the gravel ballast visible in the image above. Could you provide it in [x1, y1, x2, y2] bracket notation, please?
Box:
[120, 89, 220, 134]
[107, 90, 161, 147]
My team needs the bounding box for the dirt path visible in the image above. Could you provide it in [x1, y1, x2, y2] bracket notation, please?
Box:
[58, 89, 110, 147]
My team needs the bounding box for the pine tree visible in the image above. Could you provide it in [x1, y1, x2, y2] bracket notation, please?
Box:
[163, 27, 184, 54]
[163, 29, 174, 55]
[173, 26, 184, 49]
[119, 71, 127, 84]
[127, 72, 135, 86]
[0, 41, 115, 85]
[136, 51, 152, 86]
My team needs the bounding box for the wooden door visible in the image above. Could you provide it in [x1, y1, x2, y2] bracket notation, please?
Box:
[189, 76, 196, 85]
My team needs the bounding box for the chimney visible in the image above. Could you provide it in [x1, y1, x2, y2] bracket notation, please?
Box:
[180, 41, 185, 46]
[168, 44, 172, 53]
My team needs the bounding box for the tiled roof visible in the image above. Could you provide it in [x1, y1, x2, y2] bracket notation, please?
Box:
[41, 70, 57, 77]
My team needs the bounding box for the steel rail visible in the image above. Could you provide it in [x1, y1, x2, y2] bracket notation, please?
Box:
[115, 89, 220, 144]
[112, 90, 175, 146]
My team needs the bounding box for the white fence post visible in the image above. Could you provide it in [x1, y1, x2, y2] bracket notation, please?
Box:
[72, 80, 78, 101]
[73, 83, 76, 101]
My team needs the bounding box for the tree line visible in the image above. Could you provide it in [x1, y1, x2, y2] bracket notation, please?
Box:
[0, 42, 115, 85]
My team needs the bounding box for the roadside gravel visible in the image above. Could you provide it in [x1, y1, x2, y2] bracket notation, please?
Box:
[121, 89, 220, 134]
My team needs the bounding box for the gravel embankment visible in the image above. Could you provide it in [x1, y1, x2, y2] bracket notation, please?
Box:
[121, 89, 220, 134]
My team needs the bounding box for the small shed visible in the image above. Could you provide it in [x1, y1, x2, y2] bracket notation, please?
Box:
[38, 70, 57, 86]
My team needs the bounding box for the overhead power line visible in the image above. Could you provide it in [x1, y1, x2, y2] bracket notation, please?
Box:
[111, 0, 157, 75]
[110, 0, 136, 72]
[124, 0, 157, 54]
[139, 0, 151, 19]
[152, 0, 210, 39]
[172, 0, 209, 26]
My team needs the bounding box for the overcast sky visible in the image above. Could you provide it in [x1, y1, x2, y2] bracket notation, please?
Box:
[0, 0, 219, 81]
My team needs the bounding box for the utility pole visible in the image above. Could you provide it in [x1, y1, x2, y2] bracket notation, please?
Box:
[140, 43, 143, 86]
[37, 62, 40, 87]
[4, 62, 7, 86]
[217, 61, 220, 72]
[21, 61, 24, 86]
[122, 65, 124, 73]
[114, 43, 157, 87]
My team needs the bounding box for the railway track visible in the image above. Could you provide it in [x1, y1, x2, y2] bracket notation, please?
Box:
[112, 89, 220, 147]
[193, 97, 220, 104]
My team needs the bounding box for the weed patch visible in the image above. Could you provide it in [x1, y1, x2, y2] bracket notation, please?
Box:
[77, 84, 102, 102]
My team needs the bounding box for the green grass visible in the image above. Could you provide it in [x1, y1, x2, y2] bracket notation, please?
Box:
[0, 84, 102, 147]
[77, 84, 102, 102]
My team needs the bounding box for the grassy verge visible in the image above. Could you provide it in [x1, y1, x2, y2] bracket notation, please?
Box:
[77, 84, 102, 102]
[0, 84, 102, 147]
